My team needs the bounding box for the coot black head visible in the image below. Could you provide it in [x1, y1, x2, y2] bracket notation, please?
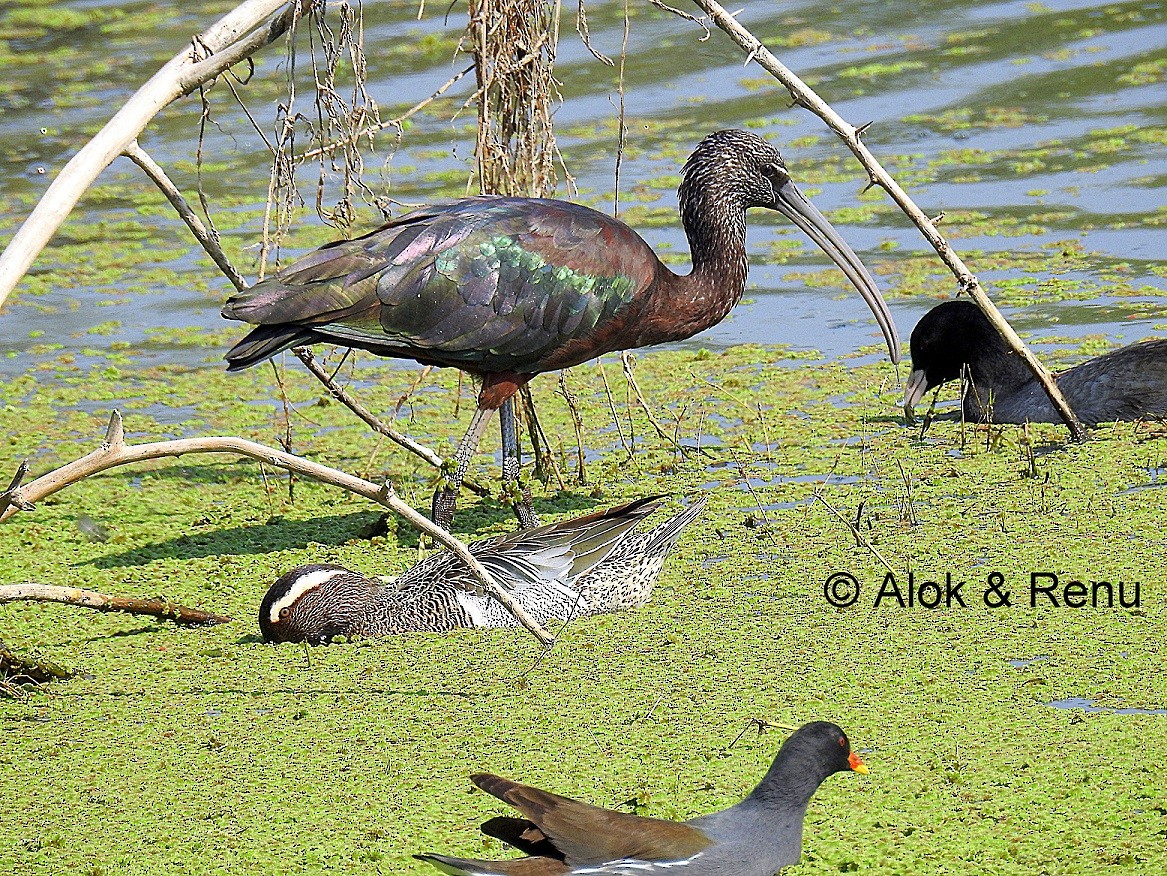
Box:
[904, 300, 1012, 418]
[905, 299, 1167, 425]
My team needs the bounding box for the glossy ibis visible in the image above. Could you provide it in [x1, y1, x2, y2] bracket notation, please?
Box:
[904, 300, 1167, 424]
[223, 130, 899, 529]
[416, 722, 867, 876]
[258, 495, 705, 643]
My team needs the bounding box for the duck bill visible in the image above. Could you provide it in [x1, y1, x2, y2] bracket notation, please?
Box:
[848, 751, 870, 775]
[774, 179, 900, 364]
[902, 368, 930, 423]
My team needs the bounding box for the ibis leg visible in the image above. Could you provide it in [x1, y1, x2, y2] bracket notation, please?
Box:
[500, 397, 539, 529]
[431, 406, 494, 530]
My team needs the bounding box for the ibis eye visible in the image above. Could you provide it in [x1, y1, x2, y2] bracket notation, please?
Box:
[762, 164, 788, 184]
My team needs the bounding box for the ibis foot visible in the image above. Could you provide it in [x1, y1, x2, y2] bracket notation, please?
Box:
[431, 487, 458, 531]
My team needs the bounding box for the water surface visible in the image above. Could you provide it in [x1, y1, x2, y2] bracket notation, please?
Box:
[0, 0, 1164, 387]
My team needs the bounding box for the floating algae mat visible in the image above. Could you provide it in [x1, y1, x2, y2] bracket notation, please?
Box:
[1, 346, 1165, 874]
[2, 0, 1167, 873]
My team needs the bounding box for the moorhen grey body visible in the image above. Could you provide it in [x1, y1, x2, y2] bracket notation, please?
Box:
[417, 721, 868, 876]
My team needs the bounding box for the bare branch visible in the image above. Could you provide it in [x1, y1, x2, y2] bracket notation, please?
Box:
[1, 411, 555, 646]
[0, 0, 303, 311]
[689, 0, 1087, 442]
[292, 348, 441, 467]
[0, 461, 33, 516]
[612, 0, 630, 215]
[290, 348, 491, 497]
[123, 140, 249, 293]
[650, 0, 710, 38]
[807, 459, 894, 574]
[1, 642, 72, 698]
[0, 583, 231, 626]
[576, 1, 615, 66]
[596, 358, 632, 458]
[519, 384, 565, 490]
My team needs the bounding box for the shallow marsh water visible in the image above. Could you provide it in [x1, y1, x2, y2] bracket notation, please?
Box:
[1, 1, 1166, 875]
[1, 0, 1165, 375]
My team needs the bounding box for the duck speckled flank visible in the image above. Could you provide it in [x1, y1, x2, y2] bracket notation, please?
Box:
[415, 722, 868, 876]
[259, 496, 706, 643]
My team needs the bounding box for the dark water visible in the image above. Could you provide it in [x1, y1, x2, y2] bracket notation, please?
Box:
[0, 0, 1165, 384]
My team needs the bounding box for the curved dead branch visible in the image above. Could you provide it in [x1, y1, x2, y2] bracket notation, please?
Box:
[123, 138, 488, 493]
[0, 0, 303, 311]
[689, 0, 1087, 442]
[121, 138, 481, 491]
[0, 411, 555, 646]
[0, 583, 231, 626]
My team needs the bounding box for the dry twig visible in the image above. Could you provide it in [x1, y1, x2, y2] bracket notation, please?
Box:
[468, 0, 562, 198]
[808, 460, 895, 574]
[596, 359, 632, 458]
[298, 65, 475, 163]
[0, 584, 231, 626]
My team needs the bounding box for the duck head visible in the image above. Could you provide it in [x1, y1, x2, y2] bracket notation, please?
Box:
[258, 563, 378, 644]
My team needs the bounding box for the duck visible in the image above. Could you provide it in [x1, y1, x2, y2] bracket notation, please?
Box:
[259, 496, 706, 643]
[416, 721, 868, 876]
[904, 300, 1167, 424]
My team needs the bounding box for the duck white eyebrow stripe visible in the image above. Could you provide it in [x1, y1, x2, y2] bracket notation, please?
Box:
[268, 568, 348, 623]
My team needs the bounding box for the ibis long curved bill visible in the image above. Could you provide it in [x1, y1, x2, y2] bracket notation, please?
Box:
[902, 368, 930, 422]
[775, 178, 900, 364]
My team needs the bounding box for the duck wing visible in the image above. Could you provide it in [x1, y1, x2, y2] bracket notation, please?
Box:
[394, 497, 665, 596]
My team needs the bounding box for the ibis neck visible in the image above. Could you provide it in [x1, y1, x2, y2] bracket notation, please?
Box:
[685, 195, 749, 296]
[643, 191, 749, 344]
